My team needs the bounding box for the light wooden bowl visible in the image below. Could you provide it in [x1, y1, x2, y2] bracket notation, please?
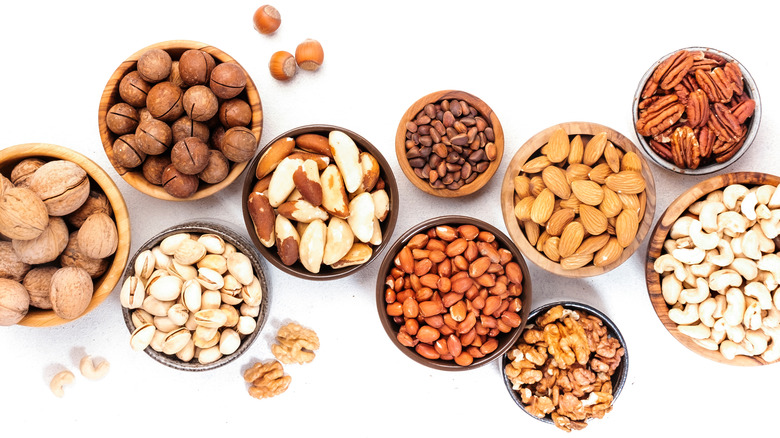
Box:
[395, 90, 504, 197]
[500, 122, 656, 277]
[646, 172, 780, 365]
[98, 40, 263, 201]
[0, 143, 130, 327]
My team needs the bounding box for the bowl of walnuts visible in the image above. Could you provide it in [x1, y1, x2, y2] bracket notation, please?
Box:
[98, 40, 262, 201]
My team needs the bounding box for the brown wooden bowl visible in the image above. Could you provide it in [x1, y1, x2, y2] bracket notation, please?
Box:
[0, 143, 130, 327]
[395, 90, 504, 197]
[646, 172, 780, 365]
[500, 121, 657, 277]
[98, 40, 263, 201]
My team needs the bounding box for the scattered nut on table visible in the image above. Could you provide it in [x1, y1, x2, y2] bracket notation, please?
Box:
[271, 322, 320, 364]
[244, 359, 291, 399]
[79, 355, 110, 380]
[49, 370, 75, 398]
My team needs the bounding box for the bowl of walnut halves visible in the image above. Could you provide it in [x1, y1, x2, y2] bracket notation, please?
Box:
[633, 47, 761, 175]
[502, 301, 628, 432]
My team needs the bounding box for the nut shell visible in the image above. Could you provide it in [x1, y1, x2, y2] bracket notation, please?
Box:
[10, 158, 46, 189]
[50, 266, 93, 320]
[178, 49, 216, 86]
[147, 82, 184, 122]
[0, 241, 31, 282]
[65, 190, 112, 229]
[209, 63, 247, 99]
[29, 160, 90, 217]
[118, 71, 151, 107]
[294, 39, 324, 71]
[0, 187, 49, 240]
[22, 266, 58, 309]
[222, 127, 258, 163]
[59, 231, 109, 279]
[77, 213, 118, 259]
[182, 85, 219, 122]
[0, 278, 29, 326]
[12, 216, 69, 264]
[137, 49, 172, 83]
[135, 119, 173, 156]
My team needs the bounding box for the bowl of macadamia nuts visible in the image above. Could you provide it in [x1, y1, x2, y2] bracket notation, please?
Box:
[242, 125, 399, 280]
[120, 220, 269, 371]
[647, 172, 780, 365]
[98, 40, 262, 201]
[0, 143, 130, 327]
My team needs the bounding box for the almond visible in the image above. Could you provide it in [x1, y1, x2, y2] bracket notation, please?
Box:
[558, 222, 584, 258]
[559, 196, 581, 214]
[565, 163, 591, 183]
[578, 204, 608, 235]
[541, 166, 571, 200]
[560, 253, 594, 270]
[615, 210, 639, 248]
[530, 189, 555, 225]
[513, 175, 531, 198]
[524, 221, 540, 246]
[568, 134, 584, 165]
[514, 196, 535, 222]
[255, 136, 295, 179]
[621, 151, 642, 172]
[529, 176, 546, 197]
[599, 187, 623, 218]
[583, 132, 608, 166]
[536, 231, 551, 252]
[522, 156, 552, 174]
[545, 128, 570, 163]
[588, 163, 613, 184]
[542, 236, 561, 262]
[618, 192, 641, 216]
[605, 171, 646, 195]
[545, 208, 575, 237]
[603, 141, 621, 173]
[593, 237, 623, 267]
[571, 180, 604, 206]
[574, 233, 611, 255]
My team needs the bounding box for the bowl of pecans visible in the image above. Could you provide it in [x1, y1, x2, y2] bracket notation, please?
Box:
[633, 47, 760, 174]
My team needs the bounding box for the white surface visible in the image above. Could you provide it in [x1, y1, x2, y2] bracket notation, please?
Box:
[1, 0, 778, 435]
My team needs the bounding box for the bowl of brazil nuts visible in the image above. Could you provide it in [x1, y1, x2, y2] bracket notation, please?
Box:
[242, 124, 399, 280]
[501, 121, 656, 277]
[119, 220, 269, 371]
[646, 172, 780, 365]
[98, 40, 262, 201]
[0, 143, 130, 327]
[376, 215, 532, 370]
[502, 301, 628, 432]
[633, 47, 760, 175]
[395, 90, 504, 197]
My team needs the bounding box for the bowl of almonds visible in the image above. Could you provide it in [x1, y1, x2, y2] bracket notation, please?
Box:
[633, 47, 760, 174]
[500, 122, 656, 277]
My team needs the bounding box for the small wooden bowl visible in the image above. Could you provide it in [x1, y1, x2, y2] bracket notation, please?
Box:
[500, 122, 657, 277]
[98, 40, 263, 201]
[375, 215, 532, 371]
[395, 90, 504, 197]
[242, 124, 399, 280]
[646, 172, 780, 365]
[0, 143, 131, 327]
[632, 47, 761, 175]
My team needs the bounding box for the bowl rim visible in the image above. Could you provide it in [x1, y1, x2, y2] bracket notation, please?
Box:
[645, 171, 780, 366]
[375, 214, 532, 371]
[241, 123, 400, 281]
[394, 89, 504, 198]
[501, 300, 630, 426]
[120, 219, 270, 371]
[500, 121, 657, 278]
[631, 46, 762, 175]
[0, 143, 131, 327]
[97, 39, 263, 201]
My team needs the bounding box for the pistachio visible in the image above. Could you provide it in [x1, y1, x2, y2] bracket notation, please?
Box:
[201, 290, 222, 309]
[219, 328, 241, 355]
[197, 345, 223, 365]
[130, 323, 156, 351]
[167, 260, 197, 281]
[152, 246, 172, 270]
[142, 295, 174, 317]
[174, 239, 207, 266]
[242, 276, 263, 307]
[148, 275, 183, 302]
[236, 315, 257, 335]
[198, 233, 226, 254]
[221, 291, 244, 306]
[154, 315, 180, 332]
[197, 267, 225, 290]
[194, 308, 228, 328]
[175, 339, 196, 362]
[167, 303, 190, 326]
[193, 326, 220, 348]
[120, 275, 145, 309]
[134, 250, 156, 280]
[150, 329, 168, 352]
[131, 309, 154, 329]
[160, 233, 191, 255]
[197, 254, 227, 274]
[220, 304, 240, 328]
[240, 302, 260, 317]
[182, 278, 202, 312]
[162, 327, 192, 355]
[227, 252, 254, 285]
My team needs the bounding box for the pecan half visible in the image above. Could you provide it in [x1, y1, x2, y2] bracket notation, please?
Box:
[731, 98, 756, 124]
[695, 69, 732, 103]
[686, 89, 710, 128]
[671, 126, 701, 169]
[636, 95, 685, 137]
[649, 139, 673, 162]
[710, 103, 744, 142]
[724, 62, 744, 95]
[653, 50, 695, 91]
[715, 137, 746, 163]
[697, 126, 714, 159]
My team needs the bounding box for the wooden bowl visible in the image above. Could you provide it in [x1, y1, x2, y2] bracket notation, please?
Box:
[242, 125, 399, 280]
[632, 47, 761, 175]
[646, 172, 780, 365]
[375, 215, 532, 371]
[0, 143, 130, 327]
[501, 122, 657, 277]
[121, 220, 269, 371]
[98, 40, 263, 201]
[395, 90, 504, 197]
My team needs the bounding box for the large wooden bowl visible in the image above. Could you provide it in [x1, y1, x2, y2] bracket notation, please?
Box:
[0, 143, 130, 327]
[501, 122, 656, 277]
[98, 40, 263, 201]
[646, 172, 780, 365]
[395, 90, 504, 198]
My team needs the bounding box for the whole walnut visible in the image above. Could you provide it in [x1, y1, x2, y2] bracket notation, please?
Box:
[10, 158, 46, 189]
[60, 231, 109, 279]
[77, 213, 118, 259]
[222, 127, 258, 163]
[0, 278, 29, 326]
[147, 82, 184, 122]
[23, 266, 58, 309]
[29, 160, 90, 216]
[65, 190, 112, 229]
[12, 216, 69, 264]
[50, 267, 93, 320]
[0, 241, 31, 282]
[0, 187, 49, 240]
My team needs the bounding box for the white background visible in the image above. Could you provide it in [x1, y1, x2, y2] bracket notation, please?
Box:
[1, 0, 778, 435]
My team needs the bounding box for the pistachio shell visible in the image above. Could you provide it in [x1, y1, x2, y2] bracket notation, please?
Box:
[236, 315, 257, 335]
[160, 233, 191, 255]
[162, 327, 192, 355]
[198, 233, 226, 254]
[241, 276, 263, 307]
[194, 308, 228, 328]
[219, 328, 241, 355]
[120, 275, 145, 309]
[134, 250, 156, 280]
[174, 239, 207, 266]
[182, 278, 202, 312]
[130, 323, 156, 351]
[227, 252, 254, 285]
[197, 267, 225, 290]
[148, 275, 183, 301]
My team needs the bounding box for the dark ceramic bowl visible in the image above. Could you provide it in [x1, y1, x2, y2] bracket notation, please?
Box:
[502, 301, 629, 427]
[242, 124, 399, 280]
[376, 215, 532, 371]
[121, 220, 269, 371]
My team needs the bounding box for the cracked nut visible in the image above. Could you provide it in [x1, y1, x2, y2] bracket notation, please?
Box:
[244, 359, 291, 399]
[271, 322, 320, 364]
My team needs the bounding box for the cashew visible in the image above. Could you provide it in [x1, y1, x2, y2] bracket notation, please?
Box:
[706, 239, 734, 267]
[668, 303, 699, 325]
[707, 190, 725, 203]
[693, 339, 718, 351]
[730, 235, 744, 257]
[753, 225, 776, 253]
[763, 307, 780, 329]
[682, 265, 698, 289]
[744, 281, 773, 310]
[670, 215, 694, 239]
[756, 185, 776, 206]
[723, 184, 749, 210]
[678, 323, 711, 339]
[724, 287, 746, 327]
[680, 277, 710, 304]
[50, 370, 75, 398]
[729, 258, 758, 281]
[769, 186, 780, 209]
[672, 246, 706, 265]
[675, 236, 694, 249]
[759, 209, 780, 239]
[759, 271, 779, 293]
[698, 297, 718, 327]
[689, 219, 719, 250]
[699, 201, 726, 233]
[689, 261, 717, 278]
[654, 254, 687, 282]
[708, 269, 742, 293]
[741, 229, 762, 260]
[743, 297, 762, 330]
[688, 200, 706, 216]
[718, 211, 750, 238]
[711, 318, 727, 343]
[740, 191, 759, 221]
[79, 355, 110, 380]
[726, 323, 746, 343]
[760, 326, 780, 362]
[757, 253, 780, 279]
[662, 273, 683, 306]
[756, 204, 772, 221]
[713, 294, 727, 319]
[720, 340, 751, 360]
[744, 330, 769, 355]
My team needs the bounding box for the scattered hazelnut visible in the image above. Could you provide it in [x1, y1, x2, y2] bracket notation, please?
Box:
[142, 155, 171, 186]
[294, 39, 324, 71]
[137, 49, 172, 83]
[269, 50, 296, 81]
[253, 5, 281, 34]
[112, 134, 146, 168]
[135, 119, 172, 155]
[146, 81, 184, 122]
[0, 278, 30, 326]
[218, 99, 252, 128]
[22, 265, 58, 309]
[221, 126, 258, 163]
[179, 49, 216, 86]
[209, 63, 247, 99]
[172, 116, 210, 144]
[198, 149, 230, 184]
[10, 158, 46, 189]
[182, 85, 219, 122]
[171, 137, 211, 175]
[162, 164, 199, 198]
[118, 71, 151, 108]
[105, 102, 139, 135]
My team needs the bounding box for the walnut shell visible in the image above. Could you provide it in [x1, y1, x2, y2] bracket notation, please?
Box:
[50, 266, 93, 320]
[0, 187, 49, 240]
[59, 231, 109, 279]
[10, 158, 46, 189]
[0, 174, 12, 197]
[12, 216, 69, 264]
[23, 265, 58, 309]
[29, 160, 90, 216]
[65, 190, 112, 229]
[0, 241, 31, 282]
[0, 278, 29, 325]
[77, 213, 118, 259]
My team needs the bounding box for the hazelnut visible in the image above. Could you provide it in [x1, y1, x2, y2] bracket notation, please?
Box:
[142, 155, 171, 186]
[137, 49, 172, 83]
[171, 137, 211, 175]
[77, 213, 118, 259]
[169, 61, 186, 88]
[118, 71, 151, 107]
[60, 231, 109, 279]
[147, 82, 184, 122]
[135, 119, 172, 155]
[222, 127, 258, 163]
[253, 5, 281, 34]
[23, 266, 58, 309]
[65, 190, 111, 229]
[29, 160, 90, 216]
[0, 187, 49, 240]
[10, 158, 46, 189]
[218, 99, 252, 128]
[199, 149, 230, 184]
[106, 102, 140, 135]
[162, 164, 199, 198]
[0, 278, 29, 326]
[209, 63, 247, 99]
[182, 85, 219, 122]
[50, 266, 93, 320]
[179, 49, 216, 86]
[113, 134, 147, 168]
[11, 216, 69, 265]
[172, 116, 210, 144]
[0, 241, 31, 282]
[295, 39, 324, 71]
[269, 51, 297, 81]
